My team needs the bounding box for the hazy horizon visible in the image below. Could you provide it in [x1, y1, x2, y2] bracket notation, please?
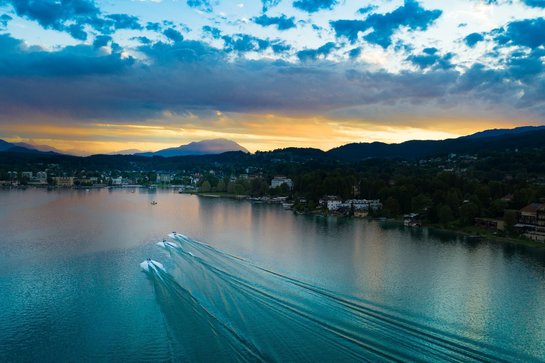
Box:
[4, 123, 545, 156]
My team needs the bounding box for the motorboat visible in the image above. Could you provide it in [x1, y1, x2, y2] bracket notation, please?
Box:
[140, 258, 165, 272]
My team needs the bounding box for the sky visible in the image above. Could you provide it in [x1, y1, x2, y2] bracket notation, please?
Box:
[0, 0, 544, 154]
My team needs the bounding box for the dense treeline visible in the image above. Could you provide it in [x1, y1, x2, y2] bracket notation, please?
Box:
[2, 147, 545, 230]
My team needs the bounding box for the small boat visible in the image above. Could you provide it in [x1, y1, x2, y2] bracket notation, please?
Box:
[151, 201, 157, 205]
[140, 258, 165, 273]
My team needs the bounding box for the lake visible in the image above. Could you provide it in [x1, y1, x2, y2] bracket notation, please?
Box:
[0, 188, 544, 361]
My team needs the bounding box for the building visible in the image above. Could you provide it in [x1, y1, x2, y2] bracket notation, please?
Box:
[404, 213, 421, 227]
[36, 171, 47, 183]
[156, 172, 172, 183]
[111, 176, 123, 185]
[271, 176, 293, 189]
[515, 203, 545, 241]
[28, 171, 48, 185]
[475, 218, 505, 231]
[54, 176, 74, 187]
[322, 197, 383, 212]
[327, 199, 343, 211]
[21, 171, 33, 179]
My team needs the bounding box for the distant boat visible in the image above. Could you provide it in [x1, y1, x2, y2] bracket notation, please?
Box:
[151, 201, 157, 205]
[282, 202, 294, 210]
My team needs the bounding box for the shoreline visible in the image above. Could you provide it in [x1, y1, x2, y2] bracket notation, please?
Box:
[6, 187, 544, 250]
[385, 218, 545, 250]
[194, 192, 545, 250]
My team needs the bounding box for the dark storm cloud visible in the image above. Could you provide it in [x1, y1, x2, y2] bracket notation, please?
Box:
[330, 0, 442, 48]
[292, 0, 338, 13]
[253, 14, 296, 30]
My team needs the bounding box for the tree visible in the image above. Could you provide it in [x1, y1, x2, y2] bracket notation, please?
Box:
[227, 181, 236, 194]
[384, 197, 400, 218]
[459, 202, 479, 226]
[216, 180, 226, 192]
[503, 210, 518, 232]
[439, 205, 454, 226]
[250, 178, 268, 196]
[200, 180, 211, 192]
[411, 194, 431, 214]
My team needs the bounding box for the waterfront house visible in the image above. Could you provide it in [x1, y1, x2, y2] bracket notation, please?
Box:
[475, 218, 505, 231]
[54, 176, 74, 187]
[156, 172, 173, 183]
[271, 176, 293, 189]
[515, 203, 545, 241]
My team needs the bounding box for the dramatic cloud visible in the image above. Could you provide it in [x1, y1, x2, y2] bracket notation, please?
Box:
[407, 48, 454, 70]
[494, 17, 545, 49]
[331, 0, 442, 48]
[261, 0, 281, 12]
[292, 0, 337, 13]
[186, 0, 212, 12]
[163, 27, 184, 43]
[0, 0, 142, 40]
[0, 0, 544, 152]
[464, 32, 484, 47]
[0, 13, 12, 28]
[297, 42, 336, 62]
[253, 14, 296, 30]
[0, 34, 134, 77]
[522, 0, 545, 7]
[1, 29, 543, 128]
[222, 33, 273, 53]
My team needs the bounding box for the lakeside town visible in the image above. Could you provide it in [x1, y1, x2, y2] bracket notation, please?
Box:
[2, 150, 545, 245]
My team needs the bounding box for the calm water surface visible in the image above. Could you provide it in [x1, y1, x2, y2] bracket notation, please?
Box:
[0, 188, 544, 361]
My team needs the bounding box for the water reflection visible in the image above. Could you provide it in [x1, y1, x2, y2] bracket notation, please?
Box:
[0, 188, 544, 360]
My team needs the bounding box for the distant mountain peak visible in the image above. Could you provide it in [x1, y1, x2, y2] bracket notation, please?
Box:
[0, 138, 65, 154]
[463, 125, 545, 139]
[136, 138, 249, 157]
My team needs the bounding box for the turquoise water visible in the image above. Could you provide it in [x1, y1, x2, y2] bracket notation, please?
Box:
[0, 188, 544, 361]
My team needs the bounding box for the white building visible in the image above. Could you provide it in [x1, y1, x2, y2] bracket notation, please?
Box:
[111, 176, 122, 185]
[327, 200, 343, 211]
[271, 176, 293, 189]
[21, 171, 33, 179]
[327, 198, 383, 212]
[36, 171, 47, 183]
[156, 172, 172, 183]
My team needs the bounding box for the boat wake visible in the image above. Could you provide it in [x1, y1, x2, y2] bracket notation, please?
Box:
[142, 233, 532, 362]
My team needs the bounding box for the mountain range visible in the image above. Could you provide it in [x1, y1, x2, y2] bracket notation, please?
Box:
[0, 140, 63, 155]
[1, 125, 544, 161]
